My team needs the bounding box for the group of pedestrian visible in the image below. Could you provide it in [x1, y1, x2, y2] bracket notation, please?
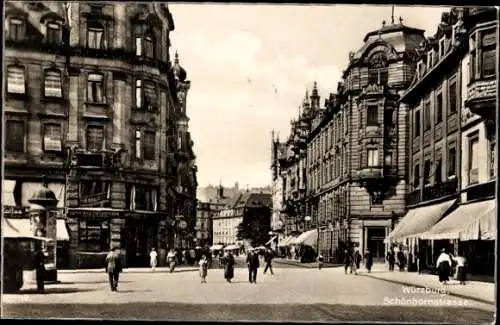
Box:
[436, 249, 467, 285]
[342, 248, 373, 275]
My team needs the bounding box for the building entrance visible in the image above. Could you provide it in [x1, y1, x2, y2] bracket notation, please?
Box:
[366, 227, 386, 260]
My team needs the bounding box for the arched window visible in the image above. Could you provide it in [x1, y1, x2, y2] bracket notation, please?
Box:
[6, 65, 26, 94]
[44, 69, 62, 98]
[87, 21, 104, 49]
[368, 52, 388, 85]
[8, 17, 25, 40]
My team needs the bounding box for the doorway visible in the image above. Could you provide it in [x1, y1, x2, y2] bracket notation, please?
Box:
[366, 227, 386, 260]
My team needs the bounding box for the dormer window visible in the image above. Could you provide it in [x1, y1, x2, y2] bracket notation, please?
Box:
[416, 61, 424, 78]
[368, 52, 388, 85]
[46, 22, 62, 44]
[439, 36, 446, 58]
[427, 51, 434, 68]
[8, 18, 24, 41]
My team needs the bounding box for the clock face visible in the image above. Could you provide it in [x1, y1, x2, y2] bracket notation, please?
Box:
[179, 220, 188, 230]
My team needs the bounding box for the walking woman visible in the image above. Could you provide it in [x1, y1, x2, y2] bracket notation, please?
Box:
[223, 251, 235, 283]
[150, 248, 158, 272]
[452, 254, 467, 285]
[167, 249, 177, 273]
[199, 255, 209, 283]
[436, 249, 452, 284]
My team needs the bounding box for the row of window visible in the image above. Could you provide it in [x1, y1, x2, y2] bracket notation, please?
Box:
[316, 191, 348, 223]
[7, 15, 159, 59]
[308, 145, 349, 190]
[5, 120, 157, 161]
[416, 34, 453, 79]
[308, 111, 348, 166]
[6, 65, 161, 111]
[413, 78, 457, 137]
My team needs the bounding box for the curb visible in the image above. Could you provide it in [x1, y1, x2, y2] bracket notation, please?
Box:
[58, 267, 199, 274]
[274, 259, 342, 269]
[359, 273, 494, 305]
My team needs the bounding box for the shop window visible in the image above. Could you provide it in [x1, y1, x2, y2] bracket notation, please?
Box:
[87, 21, 104, 49]
[6, 120, 25, 153]
[6, 65, 26, 94]
[424, 101, 431, 131]
[435, 93, 443, 124]
[468, 136, 479, 185]
[424, 160, 432, 186]
[87, 73, 104, 103]
[367, 105, 378, 126]
[448, 81, 457, 114]
[44, 69, 62, 98]
[78, 219, 110, 252]
[46, 22, 62, 44]
[367, 149, 379, 167]
[8, 17, 24, 41]
[448, 147, 456, 177]
[43, 123, 62, 152]
[86, 125, 104, 151]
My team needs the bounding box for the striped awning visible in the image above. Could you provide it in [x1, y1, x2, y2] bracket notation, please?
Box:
[2, 218, 52, 241]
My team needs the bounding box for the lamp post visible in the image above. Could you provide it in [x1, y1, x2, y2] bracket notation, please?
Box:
[28, 177, 59, 282]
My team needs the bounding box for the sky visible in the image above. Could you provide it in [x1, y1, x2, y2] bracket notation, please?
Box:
[168, 3, 450, 188]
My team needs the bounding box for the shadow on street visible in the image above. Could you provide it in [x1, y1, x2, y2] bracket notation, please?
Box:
[13, 287, 98, 295]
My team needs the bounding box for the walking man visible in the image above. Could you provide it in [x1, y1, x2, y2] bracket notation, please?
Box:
[386, 248, 396, 272]
[263, 248, 274, 275]
[105, 247, 123, 292]
[247, 249, 260, 283]
[34, 246, 46, 292]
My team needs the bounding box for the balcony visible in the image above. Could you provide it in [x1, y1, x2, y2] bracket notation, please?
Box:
[465, 78, 496, 119]
[76, 150, 114, 169]
[79, 192, 111, 208]
[407, 177, 458, 206]
[354, 166, 383, 181]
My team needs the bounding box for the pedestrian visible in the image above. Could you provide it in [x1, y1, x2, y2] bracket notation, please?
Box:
[397, 247, 406, 272]
[34, 246, 46, 292]
[452, 254, 467, 285]
[364, 250, 373, 273]
[343, 249, 351, 274]
[105, 247, 123, 292]
[223, 251, 235, 283]
[199, 254, 209, 283]
[436, 248, 452, 284]
[150, 248, 158, 272]
[246, 248, 260, 283]
[263, 248, 275, 275]
[386, 248, 395, 271]
[417, 249, 425, 274]
[317, 253, 324, 270]
[354, 250, 362, 271]
[167, 249, 176, 273]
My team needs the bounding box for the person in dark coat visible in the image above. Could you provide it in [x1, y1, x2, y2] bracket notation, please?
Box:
[105, 247, 123, 292]
[436, 249, 452, 284]
[397, 247, 406, 272]
[364, 250, 373, 273]
[354, 250, 362, 270]
[246, 249, 260, 283]
[223, 251, 235, 283]
[417, 250, 426, 274]
[343, 249, 352, 274]
[263, 248, 274, 275]
[34, 246, 46, 292]
[386, 248, 395, 271]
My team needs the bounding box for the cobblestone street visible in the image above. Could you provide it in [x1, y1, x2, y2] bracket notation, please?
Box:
[3, 266, 494, 323]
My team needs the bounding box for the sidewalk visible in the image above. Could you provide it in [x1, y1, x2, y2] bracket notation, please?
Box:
[358, 263, 495, 305]
[274, 258, 342, 268]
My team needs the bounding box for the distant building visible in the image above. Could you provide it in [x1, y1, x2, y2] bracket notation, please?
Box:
[212, 192, 272, 246]
[195, 184, 229, 246]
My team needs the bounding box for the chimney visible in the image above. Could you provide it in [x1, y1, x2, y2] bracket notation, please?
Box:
[217, 183, 224, 199]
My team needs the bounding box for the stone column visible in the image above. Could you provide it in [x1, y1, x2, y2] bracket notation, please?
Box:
[114, 4, 126, 49]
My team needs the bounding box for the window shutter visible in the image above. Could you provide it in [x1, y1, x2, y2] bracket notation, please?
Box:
[45, 70, 62, 97]
[7, 66, 25, 94]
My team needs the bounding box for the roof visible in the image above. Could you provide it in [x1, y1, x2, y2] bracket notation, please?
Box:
[235, 192, 272, 209]
[363, 23, 425, 42]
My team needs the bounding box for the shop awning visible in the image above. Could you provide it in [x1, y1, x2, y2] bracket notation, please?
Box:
[224, 244, 240, 250]
[2, 218, 51, 241]
[265, 236, 277, 245]
[421, 199, 496, 241]
[2, 180, 17, 207]
[57, 219, 70, 241]
[289, 229, 318, 248]
[210, 244, 224, 251]
[386, 199, 456, 242]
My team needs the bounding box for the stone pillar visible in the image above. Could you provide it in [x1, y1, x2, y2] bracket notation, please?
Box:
[114, 4, 126, 49]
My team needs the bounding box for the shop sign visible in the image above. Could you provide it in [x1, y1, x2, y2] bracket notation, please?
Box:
[68, 209, 121, 218]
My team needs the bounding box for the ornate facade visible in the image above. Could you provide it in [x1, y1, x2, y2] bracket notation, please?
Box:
[3, 2, 197, 268]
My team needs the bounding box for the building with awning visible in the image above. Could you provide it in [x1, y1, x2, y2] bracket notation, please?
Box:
[2, 217, 70, 242]
[420, 199, 496, 241]
[386, 199, 457, 243]
[289, 229, 318, 249]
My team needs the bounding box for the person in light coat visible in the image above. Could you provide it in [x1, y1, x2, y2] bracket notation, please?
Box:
[452, 255, 467, 285]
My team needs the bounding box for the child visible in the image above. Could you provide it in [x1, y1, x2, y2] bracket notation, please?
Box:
[317, 254, 324, 270]
[199, 255, 208, 283]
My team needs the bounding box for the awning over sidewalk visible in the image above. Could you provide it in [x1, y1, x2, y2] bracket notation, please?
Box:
[420, 199, 496, 241]
[289, 229, 318, 248]
[210, 244, 224, 251]
[57, 219, 70, 241]
[224, 244, 239, 250]
[386, 199, 456, 243]
[2, 218, 52, 241]
[265, 236, 277, 246]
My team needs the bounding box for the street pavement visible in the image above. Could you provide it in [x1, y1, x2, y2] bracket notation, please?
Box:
[2, 264, 495, 323]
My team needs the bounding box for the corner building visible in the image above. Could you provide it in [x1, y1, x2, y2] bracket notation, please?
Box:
[3, 2, 196, 268]
[306, 20, 426, 262]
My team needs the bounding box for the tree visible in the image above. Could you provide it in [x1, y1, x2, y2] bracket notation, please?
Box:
[236, 207, 272, 246]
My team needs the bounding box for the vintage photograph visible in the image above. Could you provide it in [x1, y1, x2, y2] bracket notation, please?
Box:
[1, 2, 497, 323]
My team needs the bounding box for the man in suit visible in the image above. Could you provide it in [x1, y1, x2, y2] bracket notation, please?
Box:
[246, 249, 260, 283]
[105, 247, 123, 292]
